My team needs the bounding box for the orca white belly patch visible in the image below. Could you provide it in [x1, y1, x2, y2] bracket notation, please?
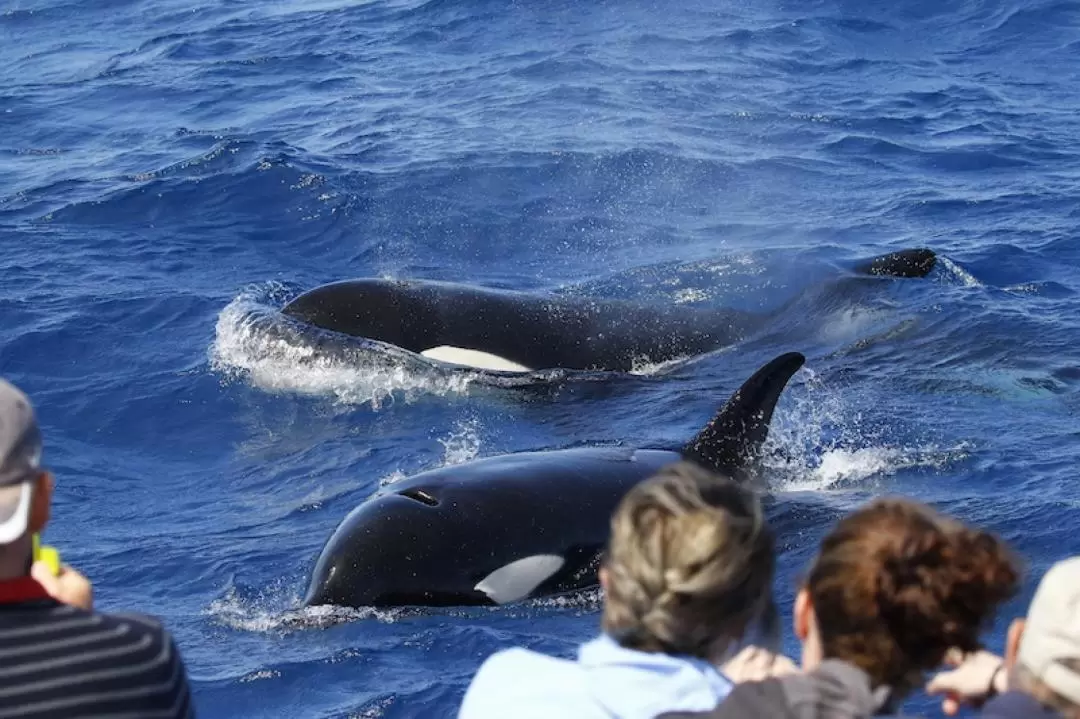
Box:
[474, 554, 565, 604]
[421, 345, 532, 372]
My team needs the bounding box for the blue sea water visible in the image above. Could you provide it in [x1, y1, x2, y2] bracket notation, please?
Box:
[3, 0, 1080, 715]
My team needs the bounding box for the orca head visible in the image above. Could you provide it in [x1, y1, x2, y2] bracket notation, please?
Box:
[680, 351, 805, 480]
[281, 279, 434, 350]
[301, 484, 455, 608]
[303, 480, 572, 608]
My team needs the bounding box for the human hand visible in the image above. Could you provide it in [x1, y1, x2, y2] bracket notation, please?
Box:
[926, 648, 1005, 716]
[721, 645, 799, 683]
[31, 561, 93, 611]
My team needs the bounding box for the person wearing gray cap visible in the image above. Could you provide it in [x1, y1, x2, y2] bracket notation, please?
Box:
[927, 555, 1080, 718]
[0, 377, 196, 718]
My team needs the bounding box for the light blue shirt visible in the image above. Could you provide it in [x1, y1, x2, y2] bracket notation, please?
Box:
[458, 634, 733, 719]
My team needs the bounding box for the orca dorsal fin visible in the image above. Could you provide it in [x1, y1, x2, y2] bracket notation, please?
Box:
[681, 352, 805, 475]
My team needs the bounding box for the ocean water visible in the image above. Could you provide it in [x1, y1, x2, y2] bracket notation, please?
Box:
[3, 0, 1079, 716]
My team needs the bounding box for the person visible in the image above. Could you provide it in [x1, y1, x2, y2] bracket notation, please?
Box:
[0, 377, 197, 718]
[660, 496, 1022, 718]
[926, 555, 1080, 717]
[457, 460, 779, 719]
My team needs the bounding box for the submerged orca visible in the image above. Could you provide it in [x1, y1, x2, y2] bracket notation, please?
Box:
[281, 249, 935, 374]
[301, 351, 805, 609]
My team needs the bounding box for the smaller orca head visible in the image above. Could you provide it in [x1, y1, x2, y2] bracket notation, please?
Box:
[281, 279, 436, 351]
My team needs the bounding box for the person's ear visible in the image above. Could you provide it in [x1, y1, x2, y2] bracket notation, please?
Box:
[599, 566, 609, 593]
[29, 471, 53, 534]
[794, 587, 812, 641]
[1005, 618, 1026, 669]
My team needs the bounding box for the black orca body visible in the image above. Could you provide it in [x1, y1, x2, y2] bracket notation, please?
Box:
[302, 351, 805, 609]
[281, 249, 935, 374]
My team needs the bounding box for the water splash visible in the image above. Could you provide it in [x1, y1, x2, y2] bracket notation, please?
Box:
[377, 469, 409, 488]
[437, 417, 484, 466]
[239, 669, 282, 684]
[939, 255, 983, 288]
[206, 582, 407, 634]
[348, 697, 396, 719]
[524, 587, 604, 612]
[759, 368, 970, 493]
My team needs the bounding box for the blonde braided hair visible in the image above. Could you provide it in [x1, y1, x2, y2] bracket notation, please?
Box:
[601, 460, 776, 662]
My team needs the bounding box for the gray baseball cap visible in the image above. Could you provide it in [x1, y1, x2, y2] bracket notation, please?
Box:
[0, 378, 43, 544]
[1018, 556, 1080, 704]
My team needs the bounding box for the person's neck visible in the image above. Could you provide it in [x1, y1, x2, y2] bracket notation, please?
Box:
[0, 535, 32, 581]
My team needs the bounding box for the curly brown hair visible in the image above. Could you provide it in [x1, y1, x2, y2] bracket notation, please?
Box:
[600, 460, 776, 662]
[806, 497, 1022, 696]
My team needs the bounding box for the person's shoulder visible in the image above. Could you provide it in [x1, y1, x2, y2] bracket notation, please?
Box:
[96, 609, 175, 641]
[0, 605, 194, 717]
[90, 609, 195, 715]
[0, 602, 174, 645]
[90, 608, 189, 669]
[459, 647, 581, 718]
[978, 691, 1062, 718]
[473, 646, 578, 692]
[480, 645, 576, 676]
[656, 677, 792, 719]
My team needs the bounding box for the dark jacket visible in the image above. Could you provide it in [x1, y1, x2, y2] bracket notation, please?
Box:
[657, 659, 915, 719]
[978, 691, 1063, 718]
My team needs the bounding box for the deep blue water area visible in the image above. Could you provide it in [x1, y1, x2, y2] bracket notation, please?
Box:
[3, 0, 1080, 716]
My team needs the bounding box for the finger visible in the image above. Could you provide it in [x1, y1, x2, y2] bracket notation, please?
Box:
[30, 561, 59, 591]
[943, 647, 965, 667]
[925, 672, 950, 695]
[943, 697, 959, 716]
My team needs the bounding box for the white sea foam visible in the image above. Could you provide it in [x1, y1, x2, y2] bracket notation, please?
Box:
[377, 469, 409, 488]
[816, 305, 888, 344]
[939, 256, 982, 288]
[206, 582, 407, 634]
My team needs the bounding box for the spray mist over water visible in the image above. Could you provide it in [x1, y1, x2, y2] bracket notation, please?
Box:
[375, 417, 484, 492]
[759, 368, 971, 494]
[437, 417, 484, 466]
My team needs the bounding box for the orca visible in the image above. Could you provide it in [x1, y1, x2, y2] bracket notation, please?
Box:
[280, 249, 936, 374]
[301, 351, 805, 609]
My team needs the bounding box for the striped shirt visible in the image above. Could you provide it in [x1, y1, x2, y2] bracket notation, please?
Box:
[0, 598, 195, 718]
